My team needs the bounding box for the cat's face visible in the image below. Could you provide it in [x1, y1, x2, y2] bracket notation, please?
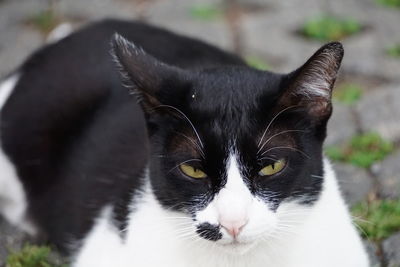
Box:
[112, 35, 343, 252]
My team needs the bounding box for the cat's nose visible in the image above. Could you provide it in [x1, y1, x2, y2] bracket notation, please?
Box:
[219, 218, 248, 238]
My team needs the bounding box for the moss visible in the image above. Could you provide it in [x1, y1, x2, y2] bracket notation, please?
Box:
[352, 199, 400, 241]
[376, 0, 400, 8]
[325, 132, 393, 168]
[333, 83, 363, 105]
[6, 245, 51, 267]
[301, 15, 362, 41]
[189, 4, 222, 20]
[386, 44, 400, 58]
[245, 56, 271, 71]
[29, 9, 60, 34]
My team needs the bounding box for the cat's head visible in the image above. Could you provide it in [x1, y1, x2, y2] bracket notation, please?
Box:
[112, 34, 343, 253]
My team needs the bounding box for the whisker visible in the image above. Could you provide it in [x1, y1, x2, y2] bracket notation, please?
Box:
[351, 216, 372, 225]
[156, 105, 204, 148]
[352, 220, 371, 242]
[258, 156, 279, 162]
[174, 131, 205, 159]
[260, 146, 310, 159]
[257, 105, 300, 149]
[311, 174, 324, 179]
[153, 154, 166, 158]
[258, 129, 306, 154]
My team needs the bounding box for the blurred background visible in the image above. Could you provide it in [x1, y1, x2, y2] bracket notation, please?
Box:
[0, 0, 399, 266]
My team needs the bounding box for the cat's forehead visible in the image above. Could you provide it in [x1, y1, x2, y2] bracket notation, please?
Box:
[187, 68, 284, 130]
[191, 67, 282, 99]
[170, 72, 299, 160]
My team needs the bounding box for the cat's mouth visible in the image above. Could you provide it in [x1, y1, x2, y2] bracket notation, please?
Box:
[222, 240, 249, 247]
[219, 240, 257, 254]
[195, 222, 259, 253]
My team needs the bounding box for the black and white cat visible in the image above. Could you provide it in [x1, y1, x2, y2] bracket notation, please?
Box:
[0, 19, 368, 266]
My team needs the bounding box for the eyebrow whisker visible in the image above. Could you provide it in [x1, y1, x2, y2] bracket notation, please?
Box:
[173, 131, 205, 159]
[257, 105, 299, 149]
[257, 129, 306, 155]
[156, 104, 204, 149]
[260, 146, 310, 159]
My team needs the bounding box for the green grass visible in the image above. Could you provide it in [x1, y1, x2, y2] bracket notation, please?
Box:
[245, 56, 271, 71]
[6, 244, 66, 267]
[386, 44, 400, 58]
[189, 4, 222, 20]
[333, 83, 363, 105]
[376, 0, 400, 8]
[325, 132, 394, 168]
[352, 199, 400, 241]
[301, 15, 362, 41]
[29, 9, 59, 33]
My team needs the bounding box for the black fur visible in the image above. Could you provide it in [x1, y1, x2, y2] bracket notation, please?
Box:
[0, 19, 343, 251]
[196, 223, 222, 241]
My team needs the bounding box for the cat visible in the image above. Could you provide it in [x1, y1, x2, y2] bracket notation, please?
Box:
[0, 19, 369, 267]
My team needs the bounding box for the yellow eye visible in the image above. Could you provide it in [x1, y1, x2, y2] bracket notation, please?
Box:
[179, 164, 207, 179]
[259, 159, 286, 176]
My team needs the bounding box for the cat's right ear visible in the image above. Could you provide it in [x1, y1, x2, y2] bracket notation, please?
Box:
[279, 42, 344, 123]
[111, 33, 187, 115]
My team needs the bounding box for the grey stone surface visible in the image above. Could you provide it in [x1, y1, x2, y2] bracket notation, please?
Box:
[144, 0, 233, 51]
[363, 241, 382, 267]
[326, 103, 357, 146]
[383, 232, 400, 267]
[0, 24, 43, 77]
[56, 0, 139, 20]
[333, 163, 373, 206]
[241, 1, 324, 72]
[0, 218, 30, 266]
[0, 0, 46, 76]
[356, 85, 400, 143]
[374, 150, 400, 199]
[0, 0, 49, 26]
[241, 0, 400, 80]
[0, 216, 67, 266]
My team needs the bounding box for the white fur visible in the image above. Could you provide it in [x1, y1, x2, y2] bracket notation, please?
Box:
[73, 159, 369, 267]
[0, 74, 36, 234]
[0, 74, 19, 107]
[196, 154, 277, 248]
[46, 23, 73, 43]
[72, 206, 127, 267]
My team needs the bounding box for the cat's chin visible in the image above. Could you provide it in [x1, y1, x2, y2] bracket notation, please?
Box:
[217, 240, 257, 255]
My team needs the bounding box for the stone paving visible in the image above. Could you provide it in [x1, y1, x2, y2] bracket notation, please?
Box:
[0, 0, 399, 266]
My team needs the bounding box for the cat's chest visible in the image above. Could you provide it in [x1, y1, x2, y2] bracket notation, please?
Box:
[74, 172, 366, 267]
[85, 188, 296, 267]
[74, 189, 278, 267]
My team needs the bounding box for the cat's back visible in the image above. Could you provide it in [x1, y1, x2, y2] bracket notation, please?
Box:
[0, 19, 243, 248]
[1, 19, 245, 162]
[0, 18, 245, 173]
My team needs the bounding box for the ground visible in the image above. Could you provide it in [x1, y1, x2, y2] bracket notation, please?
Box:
[0, 0, 399, 266]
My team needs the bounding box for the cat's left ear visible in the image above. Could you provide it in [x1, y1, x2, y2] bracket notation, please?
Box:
[111, 33, 187, 115]
[280, 42, 344, 121]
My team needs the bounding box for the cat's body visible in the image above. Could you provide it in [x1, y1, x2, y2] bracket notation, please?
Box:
[0, 19, 368, 266]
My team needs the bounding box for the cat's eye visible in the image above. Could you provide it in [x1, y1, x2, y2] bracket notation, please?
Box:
[259, 159, 286, 176]
[179, 164, 207, 179]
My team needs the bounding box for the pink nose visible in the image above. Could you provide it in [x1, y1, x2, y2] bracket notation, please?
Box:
[219, 219, 248, 238]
